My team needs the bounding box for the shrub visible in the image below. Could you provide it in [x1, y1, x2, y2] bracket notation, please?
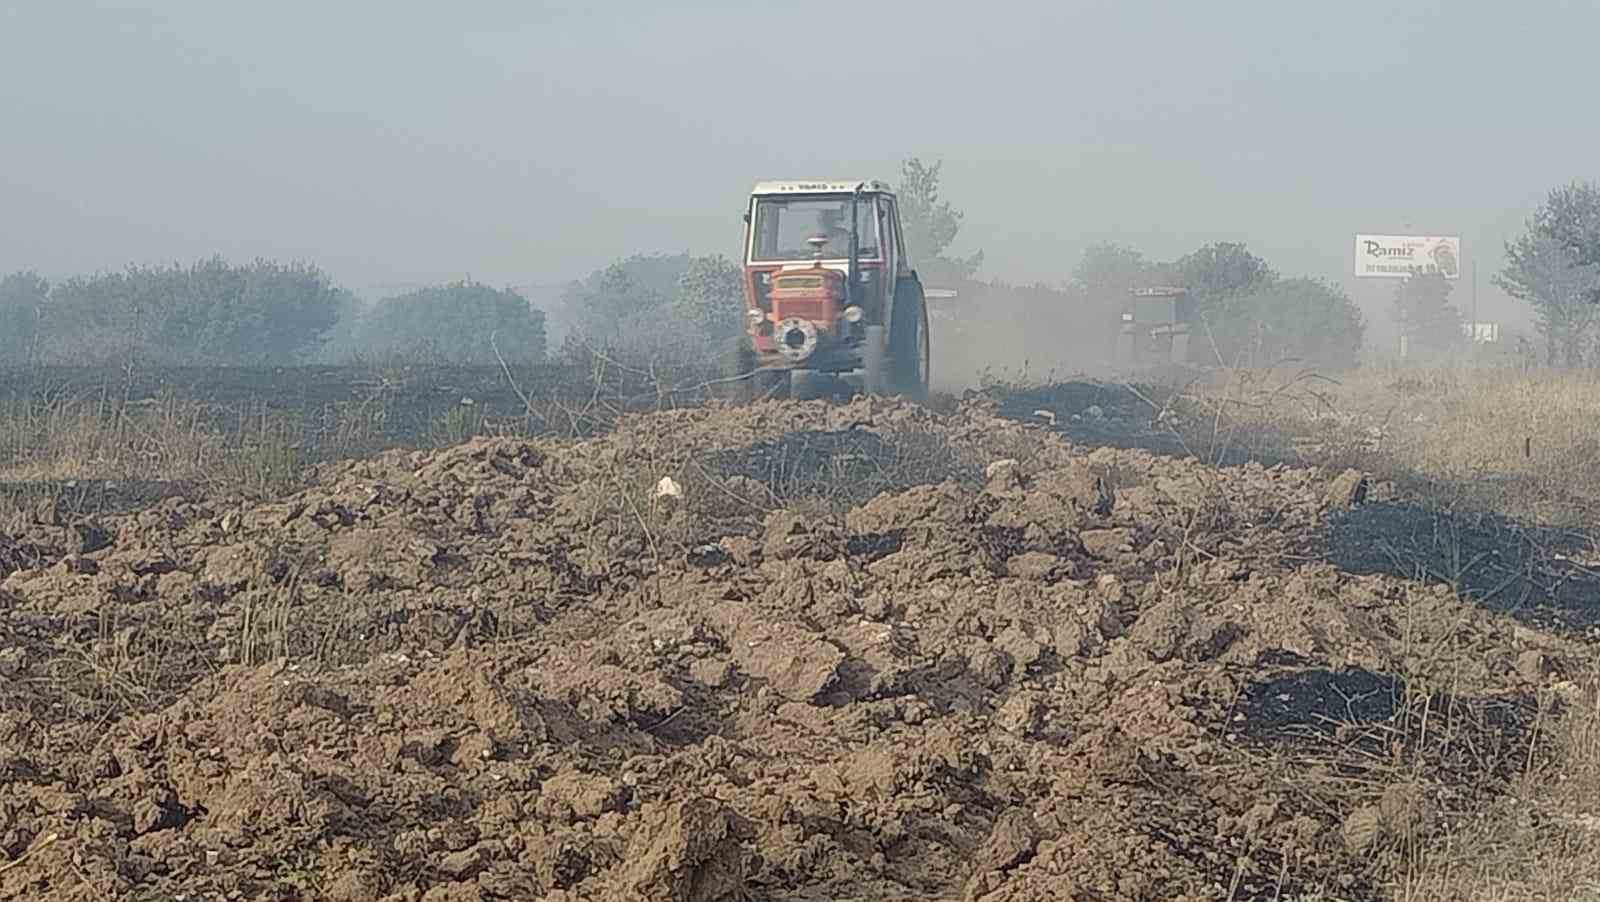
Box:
[39, 257, 344, 365]
[343, 280, 546, 365]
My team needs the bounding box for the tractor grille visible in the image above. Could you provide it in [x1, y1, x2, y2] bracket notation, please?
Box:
[776, 275, 826, 290]
[774, 299, 829, 323]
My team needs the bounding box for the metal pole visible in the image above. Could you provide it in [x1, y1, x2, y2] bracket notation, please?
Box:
[847, 182, 863, 311]
[1471, 257, 1479, 346]
[1398, 275, 1407, 358]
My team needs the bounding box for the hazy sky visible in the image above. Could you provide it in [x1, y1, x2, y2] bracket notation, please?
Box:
[4, 0, 1597, 333]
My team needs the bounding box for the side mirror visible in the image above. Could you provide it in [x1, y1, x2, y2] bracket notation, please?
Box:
[743, 212, 751, 223]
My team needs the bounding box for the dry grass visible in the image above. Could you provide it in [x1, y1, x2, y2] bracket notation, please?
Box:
[0, 358, 728, 512]
[0, 393, 223, 483]
[1383, 682, 1600, 901]
[1352, 366, 1600, 527]
[1169, 362, 1600, 527]
[0, 391, 343, 497]
[0, 379, 519, 508]
[996, 360, 1600, 899]
[1150, 362, 1600, 901]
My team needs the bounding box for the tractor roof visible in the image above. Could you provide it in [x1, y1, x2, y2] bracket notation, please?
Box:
[750, 179, 894, 196]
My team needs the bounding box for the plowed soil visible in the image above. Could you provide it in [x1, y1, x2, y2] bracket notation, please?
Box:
[1, 394, 1590, 901]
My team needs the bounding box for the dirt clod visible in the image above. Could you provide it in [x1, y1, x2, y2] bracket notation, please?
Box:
[1326, 468, 1369, 509]
[978, 807, 1040, 873]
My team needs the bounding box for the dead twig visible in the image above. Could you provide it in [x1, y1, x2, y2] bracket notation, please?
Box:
[0, 832, 62, 875]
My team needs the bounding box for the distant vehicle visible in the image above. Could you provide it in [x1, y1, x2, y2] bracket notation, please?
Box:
[1118, 286, 1191, 366]
[727, 180, 930, 402]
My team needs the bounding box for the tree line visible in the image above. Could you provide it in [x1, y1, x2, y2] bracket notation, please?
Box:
[0, 251, 758, 372]
[901, 162, 1369, 370]
[8, 166, 1591, 372]
[1067, 241, 1366, 369]
[0, 259, 553, 368]
[1366, 181, 1600, 367]
[542, 159, 986, 368]
[0, 160, 962, 372]
[547, 158, 1375, 374]
[0, 156, 1364, 373]
[910, 166, 1600, 371]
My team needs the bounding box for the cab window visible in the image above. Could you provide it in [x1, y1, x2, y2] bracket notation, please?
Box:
[750, 196, 881, 262]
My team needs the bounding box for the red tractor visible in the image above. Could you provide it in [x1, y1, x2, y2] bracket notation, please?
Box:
[727, 180, 931, 402]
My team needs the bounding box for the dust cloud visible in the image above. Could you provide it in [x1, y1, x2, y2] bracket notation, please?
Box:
[926, 285, 1125, 392]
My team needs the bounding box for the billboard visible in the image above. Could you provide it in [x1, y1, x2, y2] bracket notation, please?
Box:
[1354, 234, 1461, 279]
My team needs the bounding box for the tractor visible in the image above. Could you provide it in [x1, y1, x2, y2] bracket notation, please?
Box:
[1117, 286, 1192, 368]
[727, 180, 930, 402]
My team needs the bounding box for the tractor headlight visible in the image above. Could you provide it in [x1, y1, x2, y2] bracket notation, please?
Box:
[841, 305, 864, 323]
[1120, 313, 1134, 322]
[747, 308, 765, 324]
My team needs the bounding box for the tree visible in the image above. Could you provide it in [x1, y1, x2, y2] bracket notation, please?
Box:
[1225, 277, 1366, 369]
[0, 271, 49, 364]
[1392, 272, 1464, 357]
[1497, 181, 1600, 366]
[555, 252, 690, 350]
[188, 256, 346, 363]
[310, 289, 371, 364]
[1071, 242, 1163, 304]
[1496, 233, 1600, 366]
[1174, 242, 1276, 314]
[1172, 242, 1279, 361]
[554, 252, 751, 366]
[348, 281, 546, 365]
[673, 254, 743, 350]
[896, 158, 983, 286]
[1524, 182, 1600, 281]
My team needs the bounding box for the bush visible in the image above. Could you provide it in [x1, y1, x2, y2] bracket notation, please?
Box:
[555, 252, 744, 367]
[38, 257, 344, 365]
[342, 280, 546, 365]
[1198, 276, 1366, 369]
[555, 252, 689, 349]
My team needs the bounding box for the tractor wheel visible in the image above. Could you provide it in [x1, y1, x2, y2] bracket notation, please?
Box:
[887, 279, 930, 402]
[726, 336, 788, 404]
[860, 325, 890, 397]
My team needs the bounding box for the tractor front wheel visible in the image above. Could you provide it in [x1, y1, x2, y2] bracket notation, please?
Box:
[725, 336, 789, 404]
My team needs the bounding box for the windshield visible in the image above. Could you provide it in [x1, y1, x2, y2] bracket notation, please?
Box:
[750, 195, 880, 262]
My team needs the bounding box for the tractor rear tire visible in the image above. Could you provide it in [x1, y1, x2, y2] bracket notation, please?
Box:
[887, 280, 930, 402]
[860, 325, 890, 397]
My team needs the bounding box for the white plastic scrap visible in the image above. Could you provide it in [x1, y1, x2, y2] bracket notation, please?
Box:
[985, 459, 1019, 479]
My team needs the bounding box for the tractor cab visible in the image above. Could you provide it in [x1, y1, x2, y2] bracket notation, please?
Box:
[730, 180, 930, 401]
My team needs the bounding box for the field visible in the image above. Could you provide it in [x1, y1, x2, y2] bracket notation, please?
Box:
[1, 359, 1597, 901]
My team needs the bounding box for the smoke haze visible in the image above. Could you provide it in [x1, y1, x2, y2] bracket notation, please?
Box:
[4, 0, 1598, 341]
